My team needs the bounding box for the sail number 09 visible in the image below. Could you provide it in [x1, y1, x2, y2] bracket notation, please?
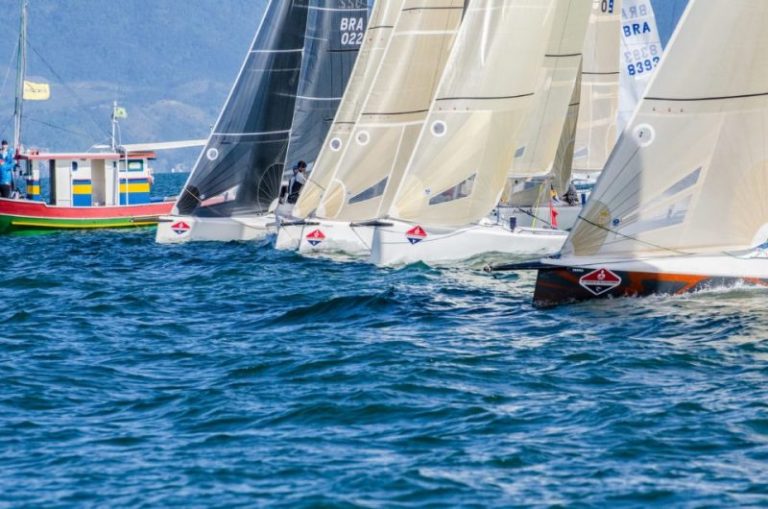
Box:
[340, 17, 365, 46]
[601, 0, 614, 13]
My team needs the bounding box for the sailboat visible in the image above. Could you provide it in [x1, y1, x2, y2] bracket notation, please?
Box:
[0, 0, 174, 235]
[275, 0, 405, 251]
[521, 0, 768, 307]
[155, 0, 368, 244]
[276, 0, 465, 257]
[367, 0, 592, 267]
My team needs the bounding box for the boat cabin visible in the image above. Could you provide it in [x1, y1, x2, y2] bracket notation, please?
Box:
[18, 150, 157, 207]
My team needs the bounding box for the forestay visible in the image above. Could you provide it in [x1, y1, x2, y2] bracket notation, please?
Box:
[389, 0, 589, 227]
[175, 0, 309, 218]
[315, 0, 465, 221]
[571, 0, 622, 176]
[564, 0, 768, 258]
[293, 0, 404, 219]
[286, 0, 370, 175]
[617, 0, 662, 132]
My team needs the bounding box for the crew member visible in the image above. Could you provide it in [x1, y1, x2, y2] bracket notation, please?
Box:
[287, 160, 307, 204]
[0, 140, 15, 199]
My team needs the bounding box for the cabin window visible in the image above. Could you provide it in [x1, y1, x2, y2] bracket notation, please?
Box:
[71, 161, 78, 172]
[429, 173, 476, 206]
[128, 159, 144, 172]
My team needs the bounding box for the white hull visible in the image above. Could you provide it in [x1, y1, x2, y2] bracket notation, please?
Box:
[285, 219, 373, 257]
[155, 214, 275, 244]
[370, 220, 567, 266]
[545, 253, 768, 278]
[274, 221, 305, 251]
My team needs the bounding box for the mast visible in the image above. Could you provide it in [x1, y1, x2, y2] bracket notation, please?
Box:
[13, 0, 27, 152]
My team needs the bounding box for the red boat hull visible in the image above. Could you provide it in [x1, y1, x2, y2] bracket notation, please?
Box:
[0, 198, 174, 233]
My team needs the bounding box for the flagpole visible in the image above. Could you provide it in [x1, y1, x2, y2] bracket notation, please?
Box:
[13, 0, 27, 152]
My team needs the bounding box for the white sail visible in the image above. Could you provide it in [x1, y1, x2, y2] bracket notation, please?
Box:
[564, 0, 768, 259]
[293, 0, 403, 219]
[389, 0, 590, 227]
[571, 0, 622, 176]
[315, 0, 465, 221]
[617, 0, 663, 133]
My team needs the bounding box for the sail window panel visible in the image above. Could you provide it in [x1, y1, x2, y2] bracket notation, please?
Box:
[349, 177, 387, 204]
[428, 173, 476, 206]
[294, 0, 402, 219]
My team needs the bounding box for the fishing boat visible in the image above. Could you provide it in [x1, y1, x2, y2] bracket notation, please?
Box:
[0, 0, 173, 234]
[155, 0, 368, 244]
[367, 0, 592, 266]
[276, 0, 465, 257]
[502, 0, 768, 307]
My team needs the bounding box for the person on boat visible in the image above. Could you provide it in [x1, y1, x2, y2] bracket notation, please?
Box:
[0, 140, 15, 199]
[563, 183, 579, 206]
[287, 160, 307, 204]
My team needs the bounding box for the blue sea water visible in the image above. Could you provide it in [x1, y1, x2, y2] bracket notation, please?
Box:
[1, 174, 767, 507]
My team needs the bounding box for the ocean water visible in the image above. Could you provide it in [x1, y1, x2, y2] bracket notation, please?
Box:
[1, 175, 767, 507]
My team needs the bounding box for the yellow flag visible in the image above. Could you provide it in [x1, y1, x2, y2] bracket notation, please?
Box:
[23, 81, 51, 101]
[113, 106, 127, 119]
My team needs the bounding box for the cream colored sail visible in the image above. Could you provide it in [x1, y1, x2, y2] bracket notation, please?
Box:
[502, 62, 583, 208]
[315, 0, 464, 221]
[389, 0, 590, 227]
[571, 0, 622, 176]
[564, 0, 768, 259]
[293, 0, 403, 219]
[507, 0, 591, 180]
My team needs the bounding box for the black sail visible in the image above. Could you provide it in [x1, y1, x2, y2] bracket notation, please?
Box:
[176, 0, 309, 217]
[285, 0, 369, 172]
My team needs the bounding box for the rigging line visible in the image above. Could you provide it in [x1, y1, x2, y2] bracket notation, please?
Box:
[26, 41, 111, 140]
[574, 214, 693, 256]
[24, 116, 98, 139]
[0, 39, 18, 103]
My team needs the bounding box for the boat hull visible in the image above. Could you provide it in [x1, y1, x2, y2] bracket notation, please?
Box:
[533, 257, 768, 307]
[370, 220, 567, 266]
[289, 219, 373, 257]
[155, 214, 276, 244]
[0, 198, 173, 234]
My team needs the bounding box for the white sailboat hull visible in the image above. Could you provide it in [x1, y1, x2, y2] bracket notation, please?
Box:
[155, 214, 275, 244]
[370, 219, 567, 267]
[286, 219, 373, 257]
